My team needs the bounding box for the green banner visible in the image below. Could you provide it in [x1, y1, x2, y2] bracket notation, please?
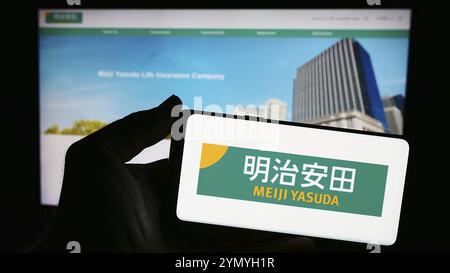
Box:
[39, 27, 409, 38]
[197, 143, 388, 217]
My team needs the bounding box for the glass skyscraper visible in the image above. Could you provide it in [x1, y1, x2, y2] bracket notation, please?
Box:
[292, 38, 387, 130]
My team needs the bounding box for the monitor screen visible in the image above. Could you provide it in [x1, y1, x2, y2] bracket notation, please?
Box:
[38, 9, 411, 205]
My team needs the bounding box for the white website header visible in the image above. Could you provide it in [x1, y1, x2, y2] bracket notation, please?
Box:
[39, 9, 411, 30]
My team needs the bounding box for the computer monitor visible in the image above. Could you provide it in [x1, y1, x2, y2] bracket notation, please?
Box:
[38, 9, 411, 205]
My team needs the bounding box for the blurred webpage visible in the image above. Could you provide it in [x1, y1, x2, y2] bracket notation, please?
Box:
[39, 9, 411, 205]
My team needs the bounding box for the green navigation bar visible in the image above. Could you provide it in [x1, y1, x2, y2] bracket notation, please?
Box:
[40, 27, 409, 38]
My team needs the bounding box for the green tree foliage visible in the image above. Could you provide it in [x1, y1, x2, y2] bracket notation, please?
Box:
[44, 120, 107, 136]
[44, 124, 60, 134]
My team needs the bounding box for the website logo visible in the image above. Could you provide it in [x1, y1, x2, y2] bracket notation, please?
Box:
[45, 12, 82, 23]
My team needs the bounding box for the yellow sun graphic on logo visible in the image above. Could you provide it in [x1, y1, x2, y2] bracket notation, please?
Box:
[200, 143, 229, 169]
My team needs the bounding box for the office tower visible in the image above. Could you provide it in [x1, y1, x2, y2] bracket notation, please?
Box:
[384, 106, 404, 135]
[265, 99, 288, 121]
[292, 38, 387, 132]
[383, 94, 405, 116]
[233, 98, 288, 121]
[383, 95, 405, 134]
[233, 105, 265, 119]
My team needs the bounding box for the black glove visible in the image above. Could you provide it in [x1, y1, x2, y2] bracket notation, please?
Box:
[32, 95, 314, 252]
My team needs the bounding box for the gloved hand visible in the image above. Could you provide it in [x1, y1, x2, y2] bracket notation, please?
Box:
[32, 95, 314, 252]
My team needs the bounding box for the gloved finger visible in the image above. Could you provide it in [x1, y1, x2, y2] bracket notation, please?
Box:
[125, 159, 170, 181]
[85, 95, 182, 162]
[125, 159, 177, 201]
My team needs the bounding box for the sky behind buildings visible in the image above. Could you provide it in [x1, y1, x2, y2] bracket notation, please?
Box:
[40, 35, 409, 130]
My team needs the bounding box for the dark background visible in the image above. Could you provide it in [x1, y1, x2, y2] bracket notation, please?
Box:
[3, 0, 449, 252]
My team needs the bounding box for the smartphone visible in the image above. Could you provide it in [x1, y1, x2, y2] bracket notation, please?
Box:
[170, 111, 409, 245]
